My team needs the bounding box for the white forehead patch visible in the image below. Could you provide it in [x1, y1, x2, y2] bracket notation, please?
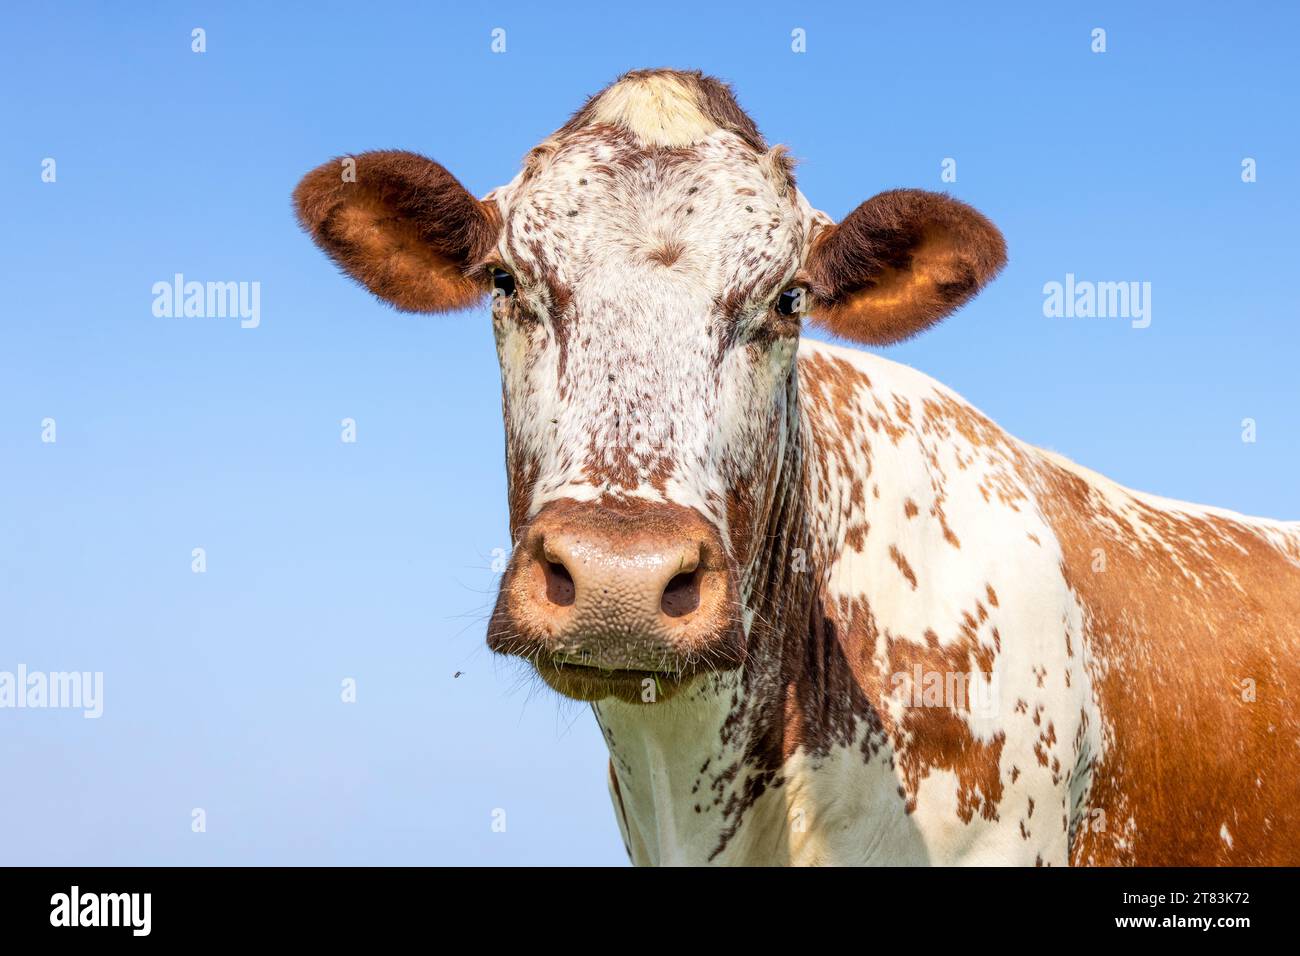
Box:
[588, 74, 719, 148]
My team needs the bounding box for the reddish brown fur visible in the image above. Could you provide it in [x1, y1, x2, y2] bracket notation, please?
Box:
[807, 189, 1006, 345]
[918, 393, 1300, 866]
[1037, 462, 1300, 865]
[293, 150, 499, 313]
[646, 240, 685, 268]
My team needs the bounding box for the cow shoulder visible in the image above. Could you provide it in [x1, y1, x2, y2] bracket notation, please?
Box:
[793, 339, 1091, 863]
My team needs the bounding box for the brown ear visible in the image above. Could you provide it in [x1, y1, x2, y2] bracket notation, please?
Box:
[293, 150, 500, 313]
[806, 189, 1006, 345]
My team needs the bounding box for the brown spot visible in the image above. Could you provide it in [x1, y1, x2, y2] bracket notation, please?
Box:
[889, 545, 918, 589]
[647, 241, 685, 268]
[1033, 454, 1300, 865]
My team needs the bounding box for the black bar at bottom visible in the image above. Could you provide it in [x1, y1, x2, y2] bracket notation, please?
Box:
[0, 866, 1282, 940]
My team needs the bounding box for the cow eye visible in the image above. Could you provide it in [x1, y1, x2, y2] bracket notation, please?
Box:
[776, 287, 805, 316]
[489, 267, 516, 298]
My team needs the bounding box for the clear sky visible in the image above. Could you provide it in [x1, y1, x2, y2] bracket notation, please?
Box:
[1, 1, 1296, 865]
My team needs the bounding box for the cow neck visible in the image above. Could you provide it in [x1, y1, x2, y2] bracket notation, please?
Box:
[591, 362, 826, 864]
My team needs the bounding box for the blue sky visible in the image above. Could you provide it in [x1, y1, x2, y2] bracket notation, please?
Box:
[1, 1, 1295, 865]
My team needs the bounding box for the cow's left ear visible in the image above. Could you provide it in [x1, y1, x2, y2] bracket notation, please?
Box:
[805, 189, 1006, 345]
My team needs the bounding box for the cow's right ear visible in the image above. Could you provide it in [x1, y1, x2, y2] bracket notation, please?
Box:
[293, 150, 500, 313]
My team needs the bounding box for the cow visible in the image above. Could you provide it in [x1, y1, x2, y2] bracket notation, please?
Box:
[293, 68, 1300, 866]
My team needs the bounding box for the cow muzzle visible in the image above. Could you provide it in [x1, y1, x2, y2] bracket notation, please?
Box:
[487, 498, 743, 703]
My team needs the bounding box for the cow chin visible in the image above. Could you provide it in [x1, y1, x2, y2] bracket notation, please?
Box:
[485, 497, 745, 703]
[531, 659, 699, 704]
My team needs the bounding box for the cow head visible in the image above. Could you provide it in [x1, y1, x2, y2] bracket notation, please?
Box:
[294, 69, 1006, 704]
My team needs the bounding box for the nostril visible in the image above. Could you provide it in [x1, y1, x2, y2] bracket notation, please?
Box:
[543, 560, 576, 607]
[660, 569, 701, 618]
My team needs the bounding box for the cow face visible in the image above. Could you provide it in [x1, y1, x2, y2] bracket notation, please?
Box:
[294, 70, 1005, 703]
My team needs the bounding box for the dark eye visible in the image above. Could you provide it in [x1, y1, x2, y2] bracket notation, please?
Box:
[489, 267, 516, 298]
[776, 287, 805, 317]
